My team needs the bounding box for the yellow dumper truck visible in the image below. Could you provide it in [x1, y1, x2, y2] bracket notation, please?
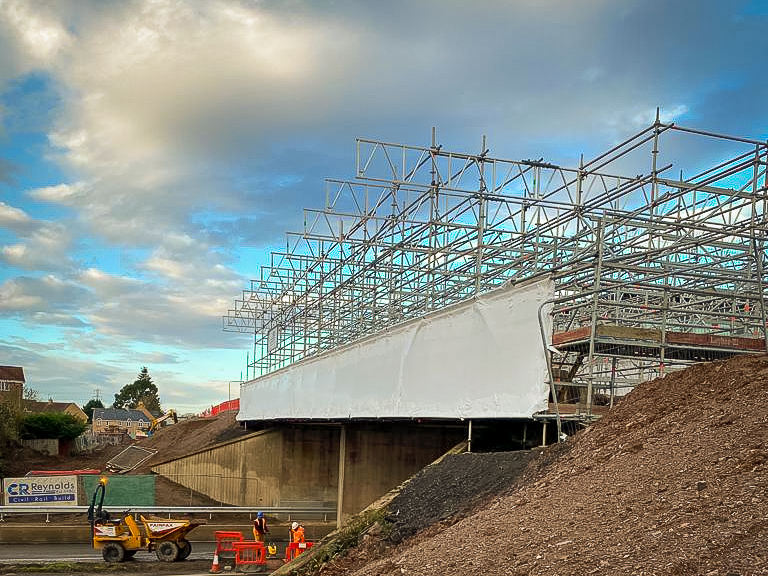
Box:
[87, 477, 204, 562]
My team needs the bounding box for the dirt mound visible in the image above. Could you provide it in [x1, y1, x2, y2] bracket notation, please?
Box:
[134, 412, 250, 472]
[314, 353, 768, 576]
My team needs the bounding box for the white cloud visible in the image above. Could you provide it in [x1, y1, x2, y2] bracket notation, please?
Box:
[47, 0, 355, 173]
[0, 274, 90, 315]
[0, 279, 44, 310]
[0, 221, 73, 271]
[78, 267, 141, 296]
[5, 0, 686, 251]
[73, 259, 240, 348]
[144, 256, 188, 280]
[2, 243, 28, 261]
[30, 311, 87, 327]
[0, 201, 32, 227]
[0, 0, 72, 64]
[143, 242, 242, 287]
[28, 182, 88, 204]
[627, 105, 690, 128]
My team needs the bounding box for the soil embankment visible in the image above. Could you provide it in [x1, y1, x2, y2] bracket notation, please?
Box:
[311, 353, 768, 576]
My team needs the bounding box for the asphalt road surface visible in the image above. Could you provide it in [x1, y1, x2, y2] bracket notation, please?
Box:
[0, 542, 215, 562]
[0, 542, 293, 576]
[0, 543, 222, 575]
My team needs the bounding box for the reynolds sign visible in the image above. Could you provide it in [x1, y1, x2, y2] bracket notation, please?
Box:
[3, 476, 77, 505]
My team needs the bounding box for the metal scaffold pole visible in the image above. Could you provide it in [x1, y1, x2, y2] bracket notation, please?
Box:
[223, 117, 768, 415]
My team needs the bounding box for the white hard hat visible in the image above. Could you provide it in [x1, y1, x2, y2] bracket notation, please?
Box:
[291, 521, 299, 530]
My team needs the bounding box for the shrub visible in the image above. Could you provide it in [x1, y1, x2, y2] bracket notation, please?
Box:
[20, 413, 88, 440]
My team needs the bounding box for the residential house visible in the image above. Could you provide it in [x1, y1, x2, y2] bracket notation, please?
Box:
[25, 399, 89, 422]
[92, 407, 152, 438]
[0, 365, 25, 410]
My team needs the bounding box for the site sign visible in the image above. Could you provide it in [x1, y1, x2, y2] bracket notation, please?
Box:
[3, 476, 77, 505]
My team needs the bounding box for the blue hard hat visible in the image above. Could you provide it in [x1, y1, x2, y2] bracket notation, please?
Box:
[257, 511, 264, 518]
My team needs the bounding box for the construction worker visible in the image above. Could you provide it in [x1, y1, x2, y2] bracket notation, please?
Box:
[283, 521, 307, 563]
[289, 521, 305, 543]
[252, 511, 269, 542]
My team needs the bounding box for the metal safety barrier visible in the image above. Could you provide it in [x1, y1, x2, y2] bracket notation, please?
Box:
[0, 505, 336, 523]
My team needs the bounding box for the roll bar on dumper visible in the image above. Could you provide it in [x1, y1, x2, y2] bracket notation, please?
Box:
[87, 476, 204, 563]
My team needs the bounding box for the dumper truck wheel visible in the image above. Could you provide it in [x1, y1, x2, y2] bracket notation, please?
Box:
[156, 541, 180, 562]
[102, 542, 126, 563]
[178, 539, 192, 560]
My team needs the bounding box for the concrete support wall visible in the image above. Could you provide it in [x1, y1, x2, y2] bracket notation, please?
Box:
[278, 426, 339, 506]
[151, 422, 466, 518]
[153, 430, 283, 506]
[341, 423, 466, 516]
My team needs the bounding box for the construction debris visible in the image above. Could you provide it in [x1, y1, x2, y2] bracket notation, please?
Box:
[105, 446, 158, 474]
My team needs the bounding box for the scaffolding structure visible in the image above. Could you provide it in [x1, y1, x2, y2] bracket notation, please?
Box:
[224, 115, 768, 418]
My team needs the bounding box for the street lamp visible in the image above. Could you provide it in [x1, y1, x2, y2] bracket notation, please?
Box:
[228, 380, 243, 413]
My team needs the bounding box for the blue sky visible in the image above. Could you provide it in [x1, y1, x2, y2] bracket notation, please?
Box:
[1, 0, 767, 414]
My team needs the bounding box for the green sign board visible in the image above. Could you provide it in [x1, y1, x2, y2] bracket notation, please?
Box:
[82, 475, 155, 506]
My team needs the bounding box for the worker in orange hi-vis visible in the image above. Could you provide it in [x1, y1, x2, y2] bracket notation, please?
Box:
[252, 511, 269, 542]
[284, 521, 308, 563]
[289, 521, 305, 543]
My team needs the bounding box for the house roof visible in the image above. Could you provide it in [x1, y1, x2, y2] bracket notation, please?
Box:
[93, 407, 152, 423]
[26, 400, 73, 413]
[0, 366, 25, 383]
[26, 400, 86, 415]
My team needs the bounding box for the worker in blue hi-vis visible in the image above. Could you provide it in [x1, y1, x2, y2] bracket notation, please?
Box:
[253, 511, 269, 542]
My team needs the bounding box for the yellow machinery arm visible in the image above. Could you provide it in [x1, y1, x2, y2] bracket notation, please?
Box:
[149, 409, 178, 432]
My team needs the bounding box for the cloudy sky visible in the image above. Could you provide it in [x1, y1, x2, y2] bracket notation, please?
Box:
[1, 0, 766, 414]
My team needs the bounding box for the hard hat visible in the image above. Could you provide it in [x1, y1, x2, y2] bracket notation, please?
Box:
[257, 511, 264, 518]
[291, 521, 299, 530]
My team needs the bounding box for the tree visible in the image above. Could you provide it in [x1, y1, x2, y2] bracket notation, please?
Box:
[20, 413, 88, 440]
[113, 367, 162, 413]
[23, 388, 40, 402]
[82, 399, 105, 422]
[0, 400, 21, 444]
[0, 401, 21, 477]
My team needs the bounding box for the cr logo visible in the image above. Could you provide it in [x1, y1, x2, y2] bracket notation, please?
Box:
[7, 483, 30, 495]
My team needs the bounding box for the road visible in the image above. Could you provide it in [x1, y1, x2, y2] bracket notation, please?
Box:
[0, 542, 216, 562]
[0, 542, 290, 575]
[0, 543, 221, 575]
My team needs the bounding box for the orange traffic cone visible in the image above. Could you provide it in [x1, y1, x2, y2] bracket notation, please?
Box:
[209, 551, 222, 573]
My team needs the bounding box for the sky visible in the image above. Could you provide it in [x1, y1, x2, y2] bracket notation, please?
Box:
[1, 0, 767, 415]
